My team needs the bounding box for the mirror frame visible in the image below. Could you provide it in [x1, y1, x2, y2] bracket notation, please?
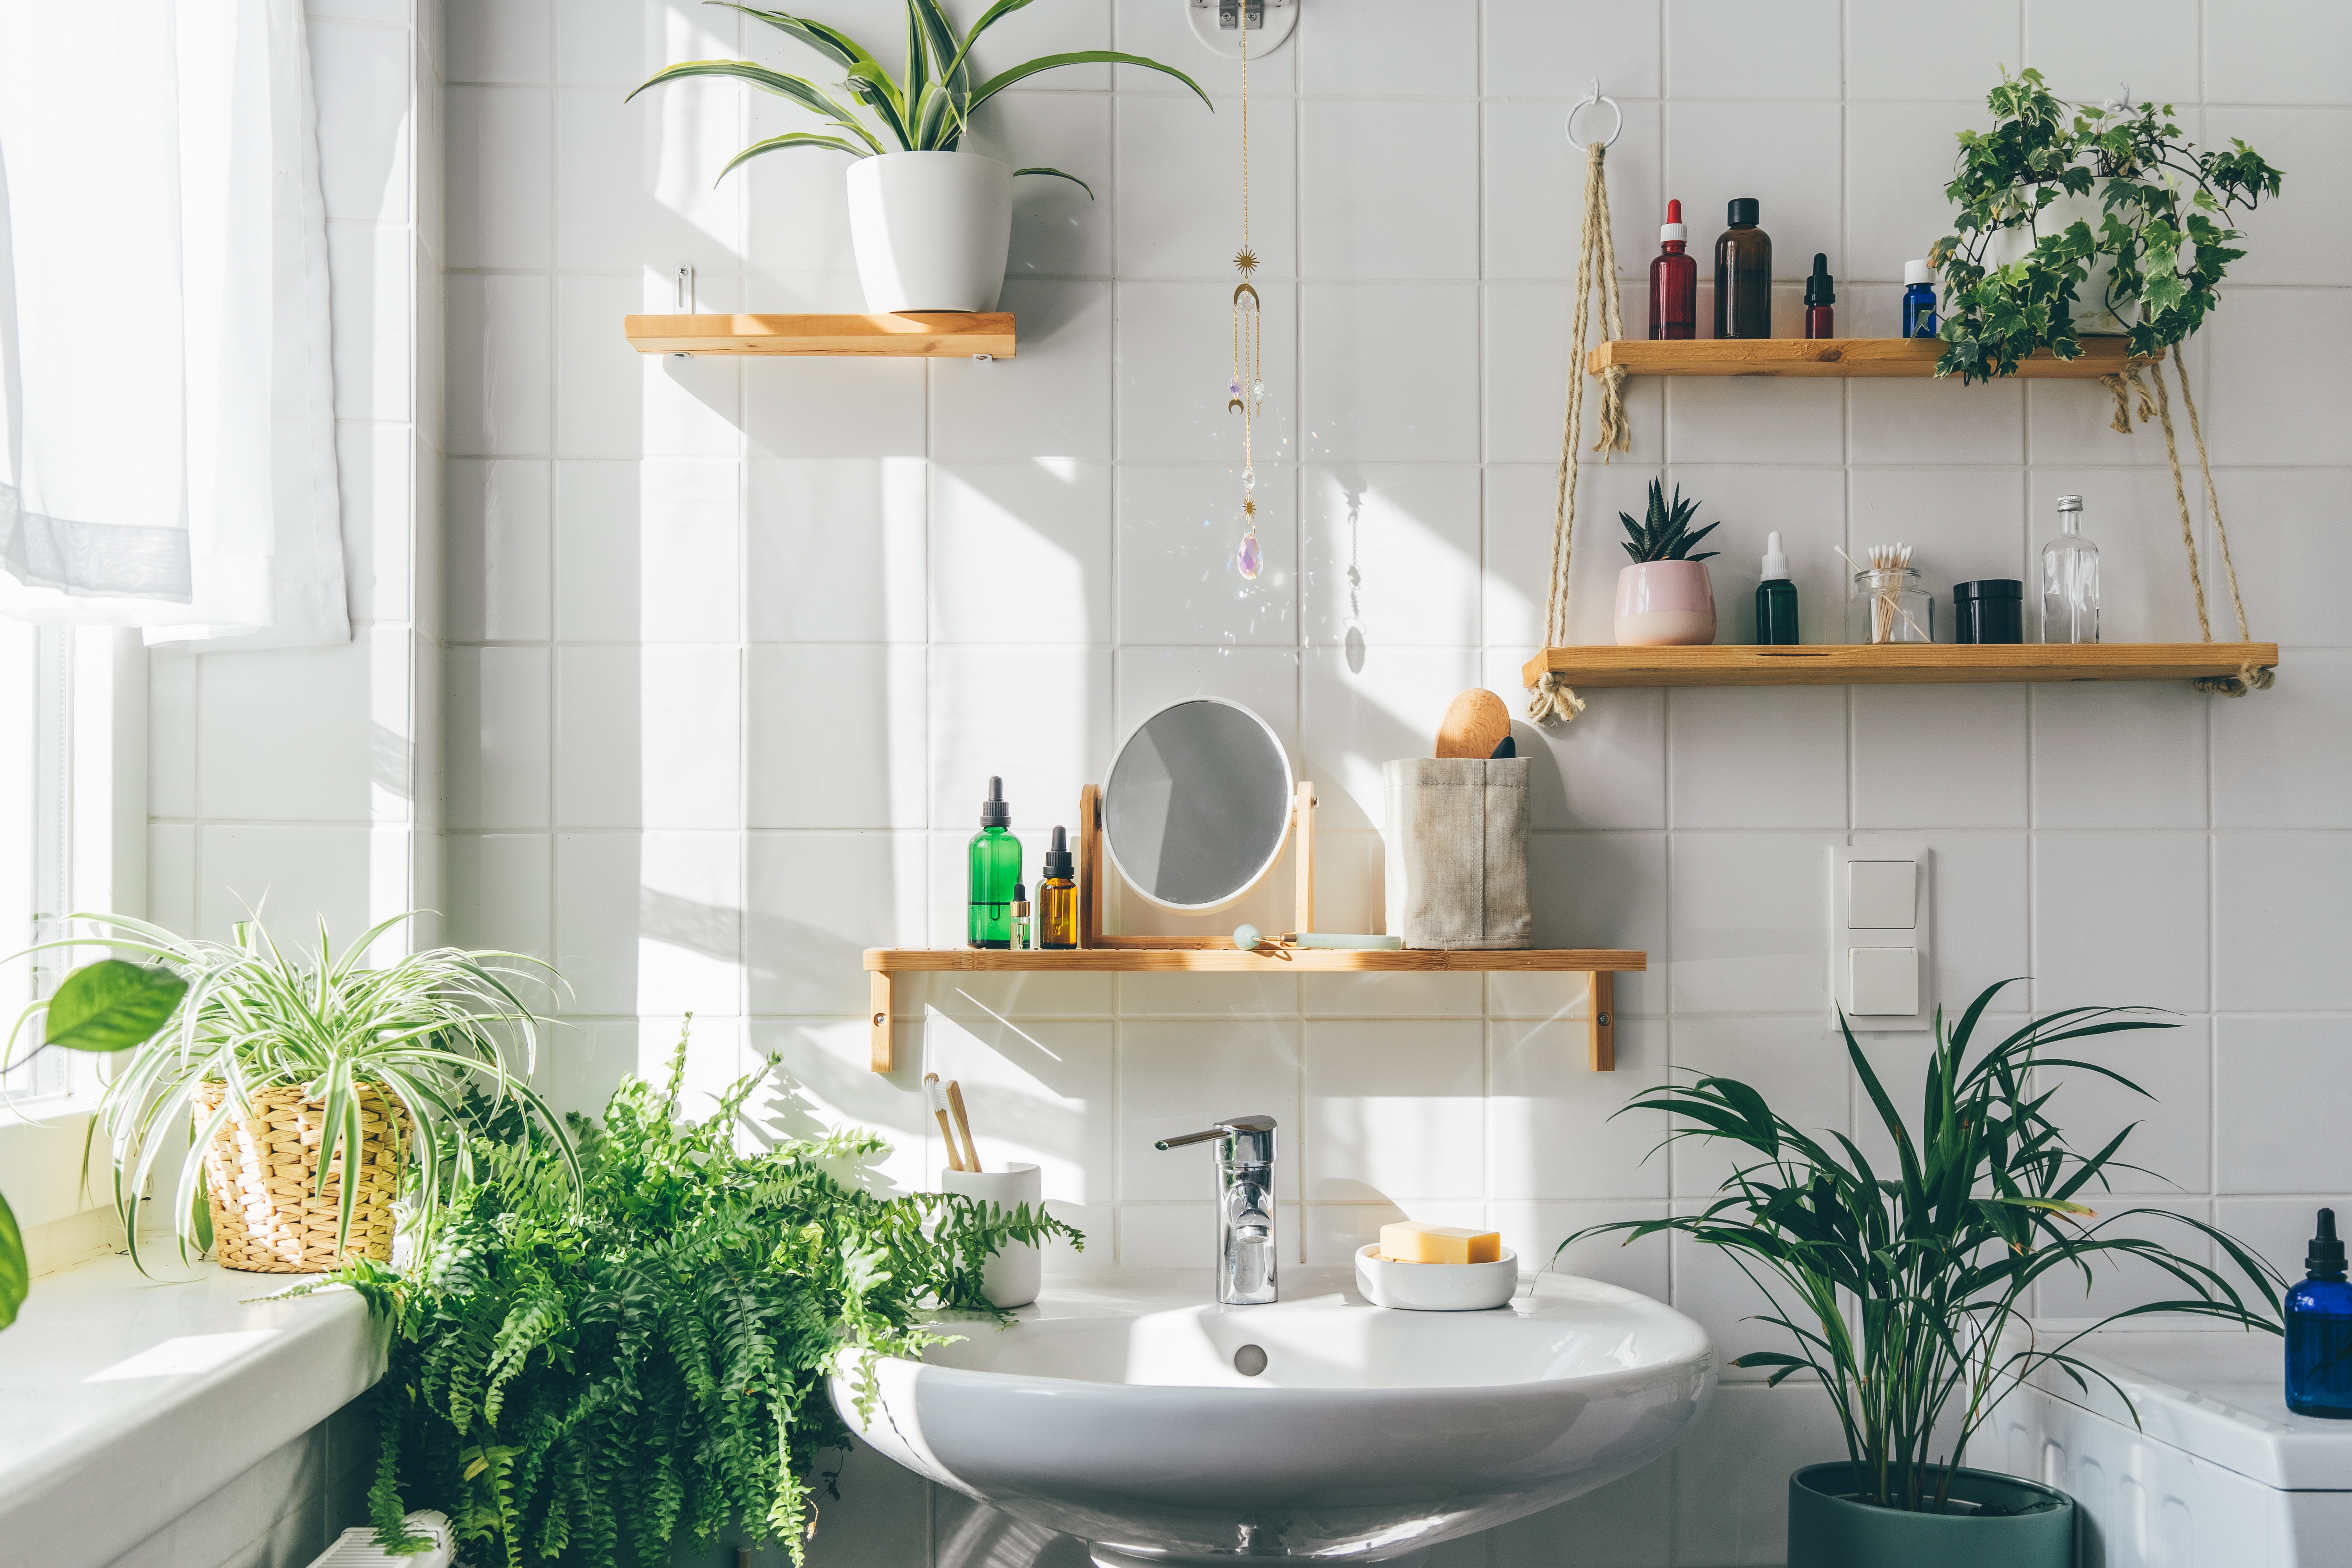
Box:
[1100, 697, 1296, 913]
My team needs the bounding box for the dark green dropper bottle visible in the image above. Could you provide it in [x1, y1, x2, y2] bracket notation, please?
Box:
[1755, 531, 1799, 645]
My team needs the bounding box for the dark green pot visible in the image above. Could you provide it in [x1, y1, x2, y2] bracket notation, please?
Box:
[1787, 1462, 2074, 1568]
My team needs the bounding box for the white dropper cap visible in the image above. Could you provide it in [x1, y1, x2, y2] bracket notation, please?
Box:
[1904, 259, 1933, 285]
[1762, 531, 1789, 580]
[1661, 198, 1686, 243]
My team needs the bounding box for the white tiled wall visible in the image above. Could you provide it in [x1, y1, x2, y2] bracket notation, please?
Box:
[432, 2, 2348, 1565]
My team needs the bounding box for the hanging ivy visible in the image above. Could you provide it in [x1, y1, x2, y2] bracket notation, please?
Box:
[1932, 67, 2282, 383]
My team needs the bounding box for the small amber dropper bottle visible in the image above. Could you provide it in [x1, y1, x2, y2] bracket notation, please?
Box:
[1037, 827, 1078, 949]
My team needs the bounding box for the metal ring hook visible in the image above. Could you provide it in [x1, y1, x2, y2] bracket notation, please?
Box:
[1566, 78, 1622, 150]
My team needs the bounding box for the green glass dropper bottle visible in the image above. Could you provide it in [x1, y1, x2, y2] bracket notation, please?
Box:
[967, 777, 1022, 949]
[1755, 531, 1799, 645]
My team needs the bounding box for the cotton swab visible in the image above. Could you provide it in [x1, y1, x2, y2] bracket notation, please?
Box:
[945, 1080, 983, 1174]
[925, 1074, 965, 1172]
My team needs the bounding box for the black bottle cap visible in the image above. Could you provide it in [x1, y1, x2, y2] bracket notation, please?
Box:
[980, 775, 1010, 828]
[1042, 824, 1074, 879]
[1727, 197, 1760, 226]
[2311, 1208, 2347, 1276]
[1952, 579, 2024, 601]
[1805, 252, 1835, 306]
[1012, 882, 1027, 904]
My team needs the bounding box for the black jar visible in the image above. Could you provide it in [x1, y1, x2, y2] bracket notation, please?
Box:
[1953, 579, 2024, 644]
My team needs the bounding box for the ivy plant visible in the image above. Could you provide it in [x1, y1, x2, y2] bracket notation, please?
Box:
[1932, 68, 2282, 383]
[329, 1026, 1078, 1568]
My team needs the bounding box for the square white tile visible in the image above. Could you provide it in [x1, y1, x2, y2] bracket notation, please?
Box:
[1666, 0, 1843, 99]
[929, 281, 1112, 462]
[1114, 91, 1297, 280]
[446, 459, 552, 642]
[1853, 683, 2027, 830]
[1301, 100, 1479, 281]
[1668, 687, 1847, 829]
[2214, 1016, 2352, 1195]
[1114, 465, 1298, 646]
[746, 645, 927, 829]
[1526, 833, 1668, 1019]
[1488, 1018, 1668, 1201]
[1667, 833, 1846, 1014]
[554, 458, 741, 642]
[2214, 650, 2352, 829]
[1304, 1019, 1483, 1202]
[931, 462, 1112, 646]
[446, 86, 551, 269]
[555, 644, 741, 830]
[1120, 1020, 1302, 1202]
[2032, 832, 2209, 1013]
[444, 646, 550, 830]
[1299, 465, 1481, 650]
[1115, 280, 1298, 465]
[1484, 99, 1662, 286]
[446, 272, 552, 457]
[2215, 832, 2352, 1013]
[2022, 0, 2200, 102]
[746, 457, 927, 643]
[1300, 283, 1480, 463]
[2031, 680, 2209, 829]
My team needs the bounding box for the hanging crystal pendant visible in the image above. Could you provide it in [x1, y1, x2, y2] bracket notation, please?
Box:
[1237, 530, 1261, 580]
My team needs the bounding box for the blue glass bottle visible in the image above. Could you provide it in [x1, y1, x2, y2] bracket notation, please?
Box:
[1902, 260, 1938, 339]
[2286, 1207, 2352, 1419]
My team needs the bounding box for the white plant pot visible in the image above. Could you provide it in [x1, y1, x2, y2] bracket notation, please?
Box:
[941, 1161, 1043, 1309]
[1984, 188, 2139, 335]
[845, 151, 1013, 314]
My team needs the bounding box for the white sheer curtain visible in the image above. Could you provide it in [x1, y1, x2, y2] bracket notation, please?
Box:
[0, 0, 345, 648]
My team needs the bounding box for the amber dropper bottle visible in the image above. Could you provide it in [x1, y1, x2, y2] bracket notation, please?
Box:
[1714, 198, 1772, 340]
[1037, 827, 1078, 949]
[1804, 253, 1835, 339]
[1649, 199, 1697, 340]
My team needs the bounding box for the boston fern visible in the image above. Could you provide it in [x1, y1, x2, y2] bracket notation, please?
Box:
[1618, 479, 1719, 564]
[330, 1027, 1078, 1568]
[1932, 67, 2282, 382]
[1567, 980, 2282, 1514]
[632, 1, 1210, 189]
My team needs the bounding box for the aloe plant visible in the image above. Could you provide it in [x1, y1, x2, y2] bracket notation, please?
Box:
[1618, 479, 1720, 564]
[1567, 980, 2283, 1514]
[632, 1, 1213, 191]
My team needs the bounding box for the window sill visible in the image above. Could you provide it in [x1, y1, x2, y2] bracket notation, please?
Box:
[0, 1252, 385, 1567]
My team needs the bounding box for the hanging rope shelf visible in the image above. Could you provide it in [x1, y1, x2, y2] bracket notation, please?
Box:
[1525, 89, 2277, 716]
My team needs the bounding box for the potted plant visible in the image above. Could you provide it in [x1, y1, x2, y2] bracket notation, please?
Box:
[335, 1028, 1078, 1568]
[1933, 68, 2282, 380]
[4, 913, 571, 1274]
[1613, 479, 1719, 646]
[1567, 980, 2283, 1568]
[633, 1, 1211, 313]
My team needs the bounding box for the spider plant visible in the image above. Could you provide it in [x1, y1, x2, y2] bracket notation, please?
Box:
[630, 1, 1212, 189]
[1565, 978, 2283, 1514]
[2, 912, 574, 1273]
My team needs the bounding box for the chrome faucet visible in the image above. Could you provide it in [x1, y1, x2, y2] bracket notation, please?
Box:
[1156, 1114, 1278, 1305]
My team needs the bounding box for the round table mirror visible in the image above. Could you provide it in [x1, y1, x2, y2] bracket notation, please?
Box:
[1103, 699, 1293, 911]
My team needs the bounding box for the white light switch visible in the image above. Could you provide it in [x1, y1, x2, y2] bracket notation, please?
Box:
[1849, 860, 1916, 928]
[1850, 947, 1919, 1015]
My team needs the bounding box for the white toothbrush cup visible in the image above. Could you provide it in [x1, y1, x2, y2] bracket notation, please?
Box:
[941, 1161, 1044, 1308]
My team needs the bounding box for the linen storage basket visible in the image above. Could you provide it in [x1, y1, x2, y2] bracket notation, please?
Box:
[192, 1081, 409, 1272]
[1381, 757, 1534, 949]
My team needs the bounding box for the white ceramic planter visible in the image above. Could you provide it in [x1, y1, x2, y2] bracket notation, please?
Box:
[845, 151, 1013, 314]
[1985, 190, 2138, 335]
[941, 1161, 1042, 1309]
[1615, 560, 1717, 646]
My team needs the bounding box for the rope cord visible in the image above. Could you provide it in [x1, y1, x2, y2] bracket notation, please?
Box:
[2099, 352, 2272, 696]
[1528, 141, 1629, 727]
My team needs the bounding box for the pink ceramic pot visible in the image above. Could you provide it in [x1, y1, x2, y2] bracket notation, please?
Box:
[1615, 561, 1717, 646]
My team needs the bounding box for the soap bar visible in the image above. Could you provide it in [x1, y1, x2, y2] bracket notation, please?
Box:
[1379, 1221, 1501, 1265]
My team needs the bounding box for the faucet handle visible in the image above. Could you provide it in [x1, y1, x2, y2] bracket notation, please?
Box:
[1154, 1114, 1277, 1162]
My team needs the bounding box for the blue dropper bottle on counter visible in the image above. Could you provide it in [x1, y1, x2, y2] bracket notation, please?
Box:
[2287, 1207, 2352, 1418]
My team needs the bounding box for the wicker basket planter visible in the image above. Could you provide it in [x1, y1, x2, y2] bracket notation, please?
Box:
[193, 1081, 410, 1273]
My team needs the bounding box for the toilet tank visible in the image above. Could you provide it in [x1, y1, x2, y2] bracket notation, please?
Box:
[1998, 1326, 2352, 1568]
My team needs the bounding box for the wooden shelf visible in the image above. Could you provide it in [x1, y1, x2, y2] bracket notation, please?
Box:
[864, 947, 1646, 1074]
[1586, 337, 2158, 379]
[623, 312, 1015, 357]
[1520, 642, 2280, 689]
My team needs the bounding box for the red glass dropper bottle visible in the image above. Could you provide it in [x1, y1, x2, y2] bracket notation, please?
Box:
[1649, 199, 1696, 340]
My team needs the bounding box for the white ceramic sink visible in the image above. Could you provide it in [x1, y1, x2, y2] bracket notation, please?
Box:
[829, 1268, 1714, 1567]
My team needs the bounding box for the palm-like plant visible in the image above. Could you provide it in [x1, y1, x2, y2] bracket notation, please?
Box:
[631, 1, 1212, 189]
[3, 912, 573, 1272]
[1566, 979, 2282, 1514]
[1618, 479, 1720, 563]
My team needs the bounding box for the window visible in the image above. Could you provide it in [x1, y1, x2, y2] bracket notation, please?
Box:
[0, 620, 74, 1105]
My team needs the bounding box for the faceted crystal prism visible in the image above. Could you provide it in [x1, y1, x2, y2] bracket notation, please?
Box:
[1237, 532, 1261, 580]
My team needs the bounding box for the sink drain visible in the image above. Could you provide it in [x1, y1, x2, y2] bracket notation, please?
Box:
[1233, 1344, 1267, 1377]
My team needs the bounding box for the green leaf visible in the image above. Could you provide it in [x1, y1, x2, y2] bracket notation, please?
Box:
[43, 960, 188, 1053]
[1012, 165, 1093, 199]
[626, 59, 885, 154]
[966, 51, 1214, 120]
[718, 131, 871, 180]
[0, 1188, 25, 1332]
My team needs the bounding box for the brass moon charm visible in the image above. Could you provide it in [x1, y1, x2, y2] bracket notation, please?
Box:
[1227, 397, 1246, 414]
[1232, 282, 1261, 310]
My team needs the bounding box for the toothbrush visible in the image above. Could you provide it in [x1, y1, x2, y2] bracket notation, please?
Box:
[925, 1074, 966, 1172]
[945, 1080, 983, 1174]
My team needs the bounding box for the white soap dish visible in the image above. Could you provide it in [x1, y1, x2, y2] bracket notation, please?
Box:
[1354, 1244, 1521, 1311]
